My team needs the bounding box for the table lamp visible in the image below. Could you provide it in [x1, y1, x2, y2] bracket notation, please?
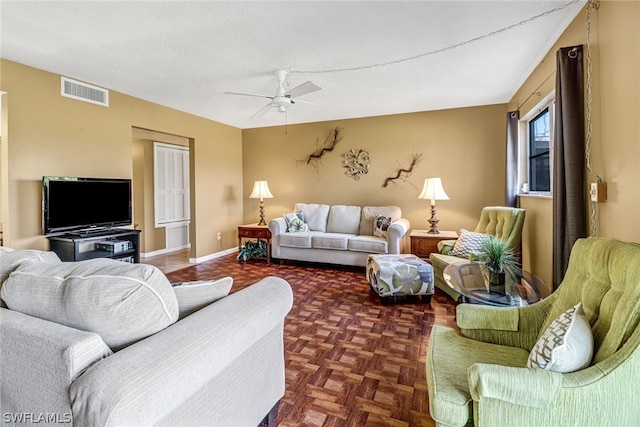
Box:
[418, 177, 449, 234]
[249, 180, 273, 226]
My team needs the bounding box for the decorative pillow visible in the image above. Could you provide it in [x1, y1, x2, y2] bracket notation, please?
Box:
[373, 215, 392, 239]
[1, 258, 179, 351]
[287, 216, 310, 233]
[359, 206, 401, 236]
[449, 229, 489, 258]
[283, 211, 305, 227]
[527, 302, 594, 373]
[172, 277, 233, 319]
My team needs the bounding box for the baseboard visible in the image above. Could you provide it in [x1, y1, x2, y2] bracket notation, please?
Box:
[141, 245, 238, 264]
[189, 247, 238, 264]
[140, 244, 190, 258]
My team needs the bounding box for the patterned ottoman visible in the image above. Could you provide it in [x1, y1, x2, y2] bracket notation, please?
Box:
[366, 254, 434, 304]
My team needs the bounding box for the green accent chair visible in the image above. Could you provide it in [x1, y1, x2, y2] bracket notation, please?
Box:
[429, 206, 525, 301]
[426, 237, 640, 427]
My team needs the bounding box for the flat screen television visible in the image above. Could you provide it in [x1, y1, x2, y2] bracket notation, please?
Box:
[42, 176, 132, 235]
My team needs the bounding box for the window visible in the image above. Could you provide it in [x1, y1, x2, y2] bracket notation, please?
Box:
[519, 96, 554, 195]
[528, 108, 551, 192]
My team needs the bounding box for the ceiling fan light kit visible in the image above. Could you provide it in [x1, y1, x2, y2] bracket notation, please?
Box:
[224, 69, 321, 119]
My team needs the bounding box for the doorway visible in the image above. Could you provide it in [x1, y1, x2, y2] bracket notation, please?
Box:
[132, 127, 193, 264]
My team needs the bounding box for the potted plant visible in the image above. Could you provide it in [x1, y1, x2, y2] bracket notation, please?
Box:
[476, 236, 520, 292]
[237, 239, 268, 262]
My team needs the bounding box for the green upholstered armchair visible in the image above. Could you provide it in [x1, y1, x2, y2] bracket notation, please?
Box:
[429, 206, 525, 300]
[426, 237, 640, 427]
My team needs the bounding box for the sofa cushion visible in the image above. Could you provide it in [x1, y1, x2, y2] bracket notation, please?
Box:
[476, 207, 523, 241]
[527, 302, 593, 373]
[1, 258, 179, 351]
[429, 252, 470, 272]
[348, 235, 388, 254]
[0, 247, 62, 308]
[427, 324, 530, 426]
[172, 277, 233, 319]
[359, 206, 402, 236]
[279, 231, 315, 249]
[326, 205, 362, 234]
[294, 203, 330, 232]
[312, 233, 351, 250]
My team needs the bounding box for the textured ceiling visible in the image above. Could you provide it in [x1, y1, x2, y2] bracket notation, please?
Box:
[0, 1, 585, 129]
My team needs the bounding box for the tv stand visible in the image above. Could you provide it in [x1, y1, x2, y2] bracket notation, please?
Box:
[72, 227, 108, 235]
[70, 228, 120, 238]
[48, 228, 141, 263]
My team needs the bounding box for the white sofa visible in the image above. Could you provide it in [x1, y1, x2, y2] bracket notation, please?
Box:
[269, 203, 410, 267]
[0, 247, 293, 426]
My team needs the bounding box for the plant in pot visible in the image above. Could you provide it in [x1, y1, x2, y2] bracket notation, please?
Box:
[476, 236, 520, 293]
[237, 239, 268, 262]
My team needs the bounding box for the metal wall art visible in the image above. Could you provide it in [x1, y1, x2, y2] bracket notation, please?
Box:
[343, 149, 370, 180]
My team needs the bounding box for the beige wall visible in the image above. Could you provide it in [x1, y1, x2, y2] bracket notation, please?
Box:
[242, 105, 508, 244]
[593, 0, 640, 239]
[519, 196, 553, 296]
[0, 59, 243, 259]
[509, 0, 640, 294]
[2, 0, 637, 277]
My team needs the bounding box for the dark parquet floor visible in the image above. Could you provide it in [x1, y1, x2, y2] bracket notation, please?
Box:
[162, 254, 458, 427]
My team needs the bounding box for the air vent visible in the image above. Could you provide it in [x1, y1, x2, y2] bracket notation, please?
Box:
[61, 77, 109, 107]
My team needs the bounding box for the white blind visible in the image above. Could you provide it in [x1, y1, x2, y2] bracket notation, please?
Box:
[154, 142, 190, 227]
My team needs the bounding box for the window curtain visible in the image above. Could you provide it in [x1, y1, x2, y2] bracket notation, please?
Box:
[505, 111, 520, 208]
[553, 45, 587, 289]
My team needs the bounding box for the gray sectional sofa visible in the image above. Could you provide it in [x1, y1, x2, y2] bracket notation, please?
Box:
[268, 203, 410, 267]
[0, 247, 292, 426]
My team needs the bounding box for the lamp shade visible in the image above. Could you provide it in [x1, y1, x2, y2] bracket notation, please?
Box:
[418, 178, 449, 203]
[249, 180, 273, 200]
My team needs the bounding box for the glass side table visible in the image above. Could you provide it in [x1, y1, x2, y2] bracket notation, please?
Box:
[443, 262, 542, 306]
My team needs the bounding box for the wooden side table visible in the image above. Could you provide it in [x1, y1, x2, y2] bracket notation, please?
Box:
[237, 223, 271, 262]
[410, 230, 458, 259]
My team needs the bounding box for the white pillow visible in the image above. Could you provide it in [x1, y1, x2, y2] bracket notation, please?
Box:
[283, 211, 304, 227]
[449, 229, 489, 258]
[1, 258, 178, 351]
[527, 302, 594, 373]
[287, 216, 309, 233]
[172, 277, 233, 319]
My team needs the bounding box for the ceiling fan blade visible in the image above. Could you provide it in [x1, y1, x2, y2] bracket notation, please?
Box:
[292, 98, 321, 107]
[250, 102, 273, 119]
[285, 81, 321, 98]
[223, 91, 273, 99]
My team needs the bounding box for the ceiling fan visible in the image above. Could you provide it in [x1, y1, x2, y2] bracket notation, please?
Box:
[224, 69, 321, 119]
